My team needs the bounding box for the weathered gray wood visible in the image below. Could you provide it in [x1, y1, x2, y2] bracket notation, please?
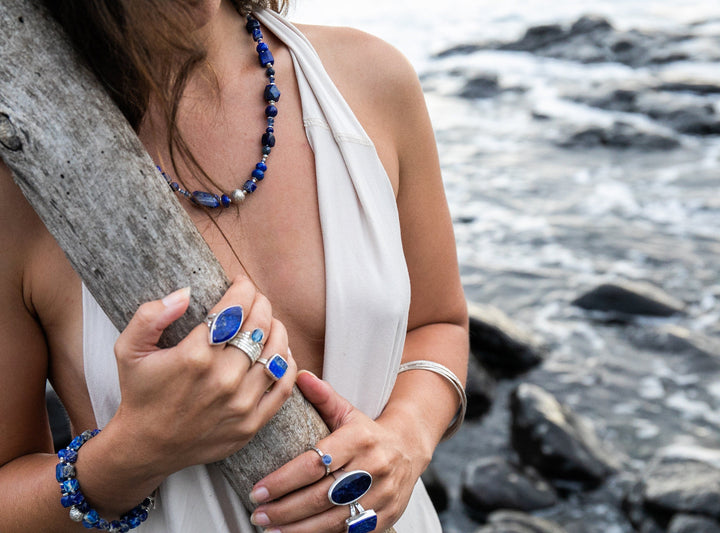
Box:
[0, 0, 367, 520]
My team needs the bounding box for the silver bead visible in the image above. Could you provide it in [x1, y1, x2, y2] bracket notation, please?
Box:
[232, 189, 246, 203]
[69, 506, 84, 522]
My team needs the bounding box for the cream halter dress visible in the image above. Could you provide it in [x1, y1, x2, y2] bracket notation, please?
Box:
[82, 9, 443, 532]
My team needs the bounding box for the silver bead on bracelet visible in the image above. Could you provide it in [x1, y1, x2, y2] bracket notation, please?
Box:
[397, 360, 467, 441]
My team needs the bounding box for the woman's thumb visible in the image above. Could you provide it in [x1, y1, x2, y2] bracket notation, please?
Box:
[116, 287, 191, 358]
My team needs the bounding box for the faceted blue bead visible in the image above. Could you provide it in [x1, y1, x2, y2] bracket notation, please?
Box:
[109, 521, 122, 531]
[266, 67, 275, 77]
[127, 516, 142, 528]
[56, 462, 75, 481]
[265, 105, 278, 117]
[264, 84, 281, 102]
[97, 518, 109, 529]
[262, 132, 276, 147]
[245, 18, 260, 33]
[61, 491, 85, 508]
[58, 448, 78, 464]
[119, 523, 131, 533]
[262, 146, 272, 156]
[251, 169, 265, 180]
[258, 49, 274, 67]
[221, 194, 231, 208]
[251, 328, 264, 343]
[329, 471, 372, 505]
[266, 354, 288, 379]
[256, 162, 267, 172]
[82, 509, 99, 528]
[252, 28, 262, 41]
[62, 478, 80, 493]
[347, 513, 378, 533]
[191, 191, 221, 208]
[244, 180, 257, 193]
[68, 436, 84, 451]
[209, 305, 244, 344]
[256, 42, 269, 52]
[170, 182, 180, 191]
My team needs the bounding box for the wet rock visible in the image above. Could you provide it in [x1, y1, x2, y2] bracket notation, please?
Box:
[422, 463, 449, 513]
[571, 280, 685, 319]
[46, 383, 71, 451]
[668, 514, 720, 533]
[510, 383, 620, 489]
[642, 456, 720, 519]
[558, 121, 680, 150]
[468, 302, 545, 377]
[630, 324, 720, 358]
[461, 456, 558, 518]
[657, 82, 720, 96]
[475, 510, 568, 533]
[465, 356, 495, 420]
[460, 74, 501, 99]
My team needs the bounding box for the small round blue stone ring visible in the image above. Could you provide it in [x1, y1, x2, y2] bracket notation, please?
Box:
[307, 445, 333, 476]
[206, 305, 244, 345]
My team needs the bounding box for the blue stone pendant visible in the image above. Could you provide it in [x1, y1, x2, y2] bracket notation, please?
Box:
[346, 509, 378, 533]
[328, 470, 373, 506]
[208, 306, 244, 345]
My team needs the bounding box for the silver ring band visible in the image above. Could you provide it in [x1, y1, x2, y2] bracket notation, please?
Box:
[227, 331, 263, 364]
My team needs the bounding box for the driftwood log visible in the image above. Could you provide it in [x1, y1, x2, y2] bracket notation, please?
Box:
[0, 2, 398, 530]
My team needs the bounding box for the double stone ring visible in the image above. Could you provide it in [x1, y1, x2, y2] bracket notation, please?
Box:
[327, 470, 377, 533]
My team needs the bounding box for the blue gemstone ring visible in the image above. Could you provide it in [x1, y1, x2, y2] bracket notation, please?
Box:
[206, 305, 244, 345]
[257, 353, 289, 382]
[307, 445, 333, 476]
[328, 470, 377, 533]
[227, 330, 264, 364]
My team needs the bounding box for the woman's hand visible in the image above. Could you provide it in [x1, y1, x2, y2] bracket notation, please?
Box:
[248, 371, 427, 532]
[109, 276, 297, 479]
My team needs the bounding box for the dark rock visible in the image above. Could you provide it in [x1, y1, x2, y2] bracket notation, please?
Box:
[465, 356, 495, 420]
[643, 457, 720, 519]
[460, 74, 501, 99]
[468, 302, 545, 377]
[668, 514, 720, 533]
[461, 456, 558, 518]
[657, 82, 720, 96]
[46, 383, 71, 452]
[502, 23, 567, 52]
[651, 104, 720, 136]
[421, 463, 449, 513]
[630, 324, 720, 358]
[510, 383, 620, 489]
[475, 510, 568, 533]
[434, 43, 484, 58]
[559, 122, 680, 150]
[571, 280, 685, 319]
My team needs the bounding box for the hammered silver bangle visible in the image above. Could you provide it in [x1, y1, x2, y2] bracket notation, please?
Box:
[397, 360, 467, 441]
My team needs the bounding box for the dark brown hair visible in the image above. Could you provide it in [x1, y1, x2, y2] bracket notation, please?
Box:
[45, 0, 286, 189]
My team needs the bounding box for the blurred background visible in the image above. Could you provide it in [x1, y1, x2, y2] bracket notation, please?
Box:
[287, 1, 720, 532]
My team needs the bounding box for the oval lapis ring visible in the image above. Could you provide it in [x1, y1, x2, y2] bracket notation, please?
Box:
[206, 305, 244, 345]
[327, 470, 378, 533]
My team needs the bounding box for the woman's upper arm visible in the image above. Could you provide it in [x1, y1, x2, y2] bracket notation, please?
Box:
[0, 159, 54, 466]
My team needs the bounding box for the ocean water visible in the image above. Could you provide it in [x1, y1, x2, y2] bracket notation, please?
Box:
[289, 2, 720, 531]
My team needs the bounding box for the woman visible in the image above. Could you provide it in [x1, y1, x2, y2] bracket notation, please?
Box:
[0, 0, 468, 531]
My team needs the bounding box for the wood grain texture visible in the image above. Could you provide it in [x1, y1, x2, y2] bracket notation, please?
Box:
[0, 2, 408, 529]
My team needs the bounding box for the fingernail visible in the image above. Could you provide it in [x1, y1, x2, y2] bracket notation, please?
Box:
[250, 511, 270, 526]
[297, 369, 318, 380]
[249, 486, 270, 504]
[161, 287, 190, 308]
[263, 529, 281, 533]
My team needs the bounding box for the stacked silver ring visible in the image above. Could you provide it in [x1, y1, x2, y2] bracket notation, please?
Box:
[227, 331, 263, 364]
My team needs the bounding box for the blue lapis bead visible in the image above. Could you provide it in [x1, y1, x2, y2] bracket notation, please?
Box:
[262, 146, 271, 155]
[77, 501, 90, 513]
[256, 42, 268, 53]
[251, 328, 264, 343]
[61, 491, 85, 508]
[58, 448, 78, 464]
[266, 354, 288, 380]
[170, 182, 180, 191]
[245, 18, 260, 33]
[262, 132, 276, 147]
[119, 523, 131, 533]
[328, 470, 373, 505]
[82, 509, 99, 528]
[61, 478, 80, 493]
[265, 105, 278, 117]
[96, 518, 109, 529]
[221, 194, 231, 207]
[244, 180, 257, 193]
[258, 49, 274, 67]
[127, 516, 143, 528]
[109, 520, 122, 531]
[191, 191, 221, 208]
[251, 169, 265, 180]
[267, 117, 275, 125]
[56, 462, 75, 482]
[266, 126, 274, 133]
[252, 28, 262, 41]
[264, 84, 281, 102]
[347, 513, 378, 533]
[266, 67, 275, 77]
[256, 162, 267, 172]
[209, 305, 244, 344]
[68, 436, 84, 451]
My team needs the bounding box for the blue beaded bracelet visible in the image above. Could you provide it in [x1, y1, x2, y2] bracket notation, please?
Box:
[56, 429, 155, 531]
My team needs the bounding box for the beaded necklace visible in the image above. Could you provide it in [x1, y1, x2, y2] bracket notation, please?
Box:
[157, 13, 279, 209]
